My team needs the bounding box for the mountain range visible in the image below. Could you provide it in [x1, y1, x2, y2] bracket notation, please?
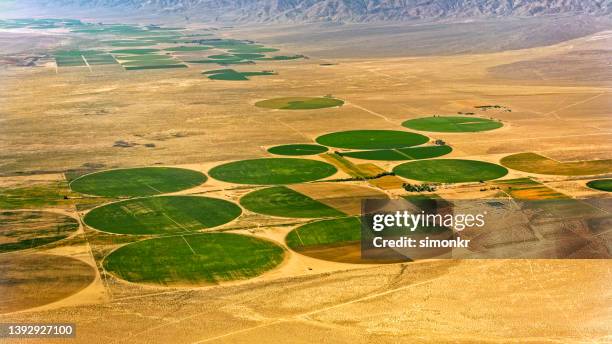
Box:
[32, 0, 612, 23]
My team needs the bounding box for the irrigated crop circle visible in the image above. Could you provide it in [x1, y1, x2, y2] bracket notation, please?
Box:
[587, 179, 612, 192]
[341, 145, 451, 161]
[84, 196, 241, 235]
[285, 217, 382, 263]
[70, 167, 207, 197]
[104, 233, 285, 286]
[255, 97, 344, 110]
[393, 159, 508, 183]
[316, 130, 429, 150]
[209, 158, 337, 185]
[0, 211, 79, 253]
[240, 186, 344, 218]
[268, 144, 328, 156]
[402, 116, 503, 132]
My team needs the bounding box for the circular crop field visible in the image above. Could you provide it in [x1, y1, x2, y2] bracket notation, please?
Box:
[209, 158, 337, 185]
[285, 217, 391, 264]
[268, 144, 328, 156]
[316, 130, 429, 150]
[240, 186, 344, 218]
[402, 116, 503, 132]
[587, 179, 612, 192]
[104, 233, 285, 286]
[84, 196, 241, 235]
[0, 254, 95, 314]
[70, 167, 207, 198]
[255, 97, 344, 110]
[0, 211, 79, 253]
[393, 159, 508, 183]
[286, 217, 360, 251]
[341, 145, 452, 161]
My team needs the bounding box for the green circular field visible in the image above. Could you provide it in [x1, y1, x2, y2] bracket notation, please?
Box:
[268, 144, 328, 156]
[402, 116, 503, 132]
[341, 145, 452, 161]
[70, 167, 207, 197]
[209, 158, 337, 185]
[104, 233, 284, 286]
[286, 217, 361, 251]
[587, 179, 612, 192]
[393, 159, 508, 183]
[316, 130, 429, 150]
[0, 211, 79, 253]
[240, 186, 344, 218]
[84, 196, 241, 235]
[255, 97, 344, 110]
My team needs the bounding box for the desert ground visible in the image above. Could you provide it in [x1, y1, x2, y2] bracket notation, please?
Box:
[0, 17, 611, 343]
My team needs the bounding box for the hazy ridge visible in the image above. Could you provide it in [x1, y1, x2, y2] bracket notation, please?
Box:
[33, 0, 612, 23]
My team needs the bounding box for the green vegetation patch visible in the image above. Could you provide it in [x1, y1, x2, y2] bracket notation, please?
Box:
[501, 153, 612, 176]
[164, 46, 211, 51]
[394, 159, 508, 183]
[341, 145, 452, 161]
[228, 45, 279, 54]
[587, 179, 612, 192]
[286, 217, 360, 250]
[0, 182, 70, 209]
[103, 40, 156, 47]
[0, 211, 79, 253]
[316, 130, 429, 150]
[84, 196, 241, 235]
[187, 58, 254, 65]
[141, 36, 183, 43]
[124, 64, 187, 70]
[70, 167, 206, 198]
[194, 54, 253, 65]
[240, 186, 344, 218]
[115, 54, 174, 61]
[255, 97, 344, 110]
[54, 50, 116, 67]
[209, 158, 337, 185]
[203, 69, 275, 81]
[104, 233, 284, 286]
[122, 59, 184, 67]
[193, 39, 251, 49]
[402, 116, 503, 132]
[115, 54, 186, 69]
[268, 144, 328, 156]
[232, 53, 265, 59]
[111, 48, 160, 55]
[495, 178, 568, 200]
[259, 55, 305, 61]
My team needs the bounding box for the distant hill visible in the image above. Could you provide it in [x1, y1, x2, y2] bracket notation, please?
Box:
[34, 0, 612, 23]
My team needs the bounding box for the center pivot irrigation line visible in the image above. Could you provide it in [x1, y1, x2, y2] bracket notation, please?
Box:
[142, 182, 163, 194]
[181, 236, 197, 254]
[392, 148, 414, 159]
[162, 213, 191, 233]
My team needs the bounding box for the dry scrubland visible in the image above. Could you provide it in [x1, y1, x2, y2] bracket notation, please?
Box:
[0, 21, 611, 343]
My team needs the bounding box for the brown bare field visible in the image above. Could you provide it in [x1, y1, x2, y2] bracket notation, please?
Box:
[0, 253, 95, 313]
[0, 21, 610, 343]
[290, 182, 387, 215]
